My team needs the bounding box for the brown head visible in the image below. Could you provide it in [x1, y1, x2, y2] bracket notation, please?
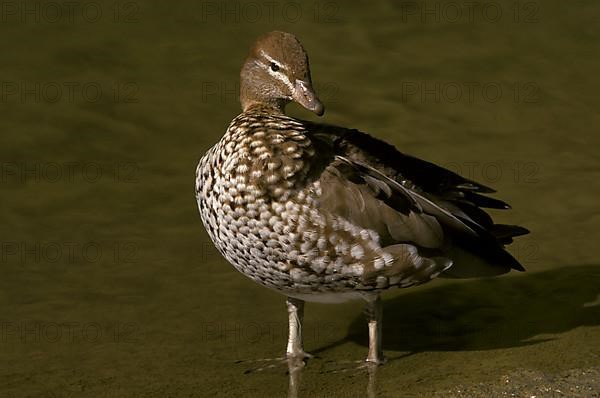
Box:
[240, 31, 324, 116]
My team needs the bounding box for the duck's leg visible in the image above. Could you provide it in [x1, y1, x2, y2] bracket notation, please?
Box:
[364, 294, 386, 365]
[238, 297, 309, 373]
[286, 297, 311, 359]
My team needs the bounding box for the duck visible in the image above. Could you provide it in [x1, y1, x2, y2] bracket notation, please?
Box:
[195, 31, 529, 365]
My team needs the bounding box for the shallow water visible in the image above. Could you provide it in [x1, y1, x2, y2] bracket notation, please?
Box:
[1, 0, 599, 396]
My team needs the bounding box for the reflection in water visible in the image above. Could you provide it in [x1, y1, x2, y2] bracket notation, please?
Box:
[366, 363, 378, 398]
[286, 357, 304, 398]
[286, 358, 379, 398]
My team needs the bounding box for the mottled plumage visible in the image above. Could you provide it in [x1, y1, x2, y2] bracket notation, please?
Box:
[195, 31, 529, 364]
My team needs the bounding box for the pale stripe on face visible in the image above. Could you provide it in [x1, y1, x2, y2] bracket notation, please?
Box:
[258, 49, 295, 95]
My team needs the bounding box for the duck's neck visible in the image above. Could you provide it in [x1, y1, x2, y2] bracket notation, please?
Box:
[241, 102, 287, 115]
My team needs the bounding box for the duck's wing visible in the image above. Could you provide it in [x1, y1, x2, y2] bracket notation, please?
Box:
[306, 124, 529, 276]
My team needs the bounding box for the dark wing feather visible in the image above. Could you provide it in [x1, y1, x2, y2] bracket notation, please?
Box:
[315, 154, 456, 288]
[306, 123, 529, 274]
[333, 156, 420, 215]
[320, 156, 446, 249]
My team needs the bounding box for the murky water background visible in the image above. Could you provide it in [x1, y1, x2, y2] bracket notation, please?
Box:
[1, 0, 599, 396]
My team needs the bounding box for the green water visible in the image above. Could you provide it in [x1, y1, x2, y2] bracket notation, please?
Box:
[1, 0, 599, 396]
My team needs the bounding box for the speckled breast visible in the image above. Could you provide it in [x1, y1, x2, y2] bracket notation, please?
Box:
[196, 111, 327, 292]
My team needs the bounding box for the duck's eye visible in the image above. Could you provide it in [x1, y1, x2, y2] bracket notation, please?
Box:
[270, 62, 280, 72]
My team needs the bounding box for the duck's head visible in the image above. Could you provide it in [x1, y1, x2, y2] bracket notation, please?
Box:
[240, 31, 324, 116]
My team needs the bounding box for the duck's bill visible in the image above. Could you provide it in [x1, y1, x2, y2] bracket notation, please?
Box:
[293, 80, 324, 116]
